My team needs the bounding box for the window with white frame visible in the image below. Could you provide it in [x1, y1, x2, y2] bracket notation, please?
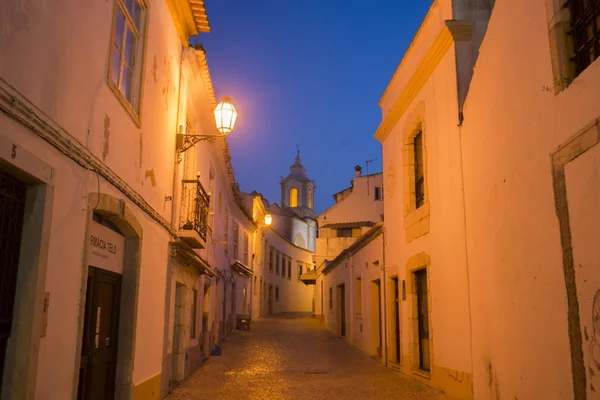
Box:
[109, 0, 147, 119]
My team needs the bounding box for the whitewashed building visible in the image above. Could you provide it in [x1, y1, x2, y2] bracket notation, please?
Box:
[0, 1, 247, 399]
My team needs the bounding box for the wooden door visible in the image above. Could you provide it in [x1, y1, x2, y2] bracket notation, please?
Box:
[78, 267, 122, 400]
[416, 269, 430, 371]
[0, 172, 26, 392]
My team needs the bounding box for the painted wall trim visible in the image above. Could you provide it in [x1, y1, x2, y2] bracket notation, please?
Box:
[0, 77, 176, 236]
[374, 24, 454, 143]
[551, 116, 600, 400]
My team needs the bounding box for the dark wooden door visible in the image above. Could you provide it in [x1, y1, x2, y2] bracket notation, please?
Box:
[339, 284, 346, 337]
[0, 172, 26, 392]
[393, 277, 401, 363]
[78, 267, 122, 400]
[416, 269, 430, 371]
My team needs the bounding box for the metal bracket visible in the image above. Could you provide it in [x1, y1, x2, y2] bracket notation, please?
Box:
[176, 133, 218, 154]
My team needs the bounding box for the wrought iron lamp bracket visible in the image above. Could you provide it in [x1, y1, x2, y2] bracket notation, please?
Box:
[177, 133, 218, 155]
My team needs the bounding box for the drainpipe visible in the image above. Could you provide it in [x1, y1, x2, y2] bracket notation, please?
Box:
[382, 226, 388, 367]
[457, 120, 475, 376]
[170, 51, 187, 229]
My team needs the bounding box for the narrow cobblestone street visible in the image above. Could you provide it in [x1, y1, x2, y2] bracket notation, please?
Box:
[165, 314, 451, 400]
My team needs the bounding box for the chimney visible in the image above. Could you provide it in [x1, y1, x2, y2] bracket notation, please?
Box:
[354, 165, 362, 178]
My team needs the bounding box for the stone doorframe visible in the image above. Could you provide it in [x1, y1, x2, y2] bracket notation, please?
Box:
[0, 132, 55, 400]
[406, 252, 433, 376]
[73, 193, 143, 399]
[551, 117, 600, 400]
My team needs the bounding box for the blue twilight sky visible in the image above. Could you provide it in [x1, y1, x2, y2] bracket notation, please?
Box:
[200, 1, 430, 214]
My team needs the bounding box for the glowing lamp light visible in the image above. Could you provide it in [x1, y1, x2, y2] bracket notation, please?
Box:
[214, 96, 238, 135]
[264, 214, 273, 226]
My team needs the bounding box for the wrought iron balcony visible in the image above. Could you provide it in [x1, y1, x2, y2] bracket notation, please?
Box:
[178, 179, 210, 249]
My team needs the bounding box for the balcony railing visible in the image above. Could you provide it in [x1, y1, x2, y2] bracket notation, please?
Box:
[179, 179, 210, 247]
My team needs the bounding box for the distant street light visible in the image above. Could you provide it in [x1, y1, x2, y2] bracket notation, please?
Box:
[264, 214, 272, 226]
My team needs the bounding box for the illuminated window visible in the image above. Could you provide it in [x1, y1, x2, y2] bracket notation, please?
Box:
[289, 187, 298, 207]
[308, 188, 313, 208]
[108, 0, 147, 120]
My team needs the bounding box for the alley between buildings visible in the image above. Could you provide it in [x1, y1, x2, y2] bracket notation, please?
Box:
[165, 313, 451, 400]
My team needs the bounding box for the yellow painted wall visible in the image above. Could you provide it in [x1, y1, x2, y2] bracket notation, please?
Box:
[134, 373, 161, 400]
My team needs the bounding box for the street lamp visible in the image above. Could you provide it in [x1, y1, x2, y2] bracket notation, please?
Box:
[176, 96, 238, 154]
[264, 214, 272, 226]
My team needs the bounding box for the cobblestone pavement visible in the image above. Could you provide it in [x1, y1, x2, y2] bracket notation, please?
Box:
[165, 313, 452, 400]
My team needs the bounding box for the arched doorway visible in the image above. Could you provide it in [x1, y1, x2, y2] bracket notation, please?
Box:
[75, 193, 143, 399]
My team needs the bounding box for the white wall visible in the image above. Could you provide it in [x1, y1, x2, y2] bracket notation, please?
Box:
[459, 0, 600, 398]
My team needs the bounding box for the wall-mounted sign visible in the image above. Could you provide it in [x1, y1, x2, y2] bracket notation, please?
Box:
[88, 220, 124, 274]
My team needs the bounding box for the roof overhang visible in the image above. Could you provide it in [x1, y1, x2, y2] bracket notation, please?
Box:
[299, 269, 317, 285]
[171, 240, 215, 277]
[374, 20, 472, 143]
[231, 260, 253, 277]
[166, 0, 211, 45]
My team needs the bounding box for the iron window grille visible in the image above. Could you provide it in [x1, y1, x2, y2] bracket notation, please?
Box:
[414, 131, 425, 208]
[179, 179, 210, 241]
[565, 0, 600, 75]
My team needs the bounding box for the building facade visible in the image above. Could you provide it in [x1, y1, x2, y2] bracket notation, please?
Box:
[374, 1, 494, 398]
[458, 0, 600, 399]
[0, 1, 250, 399]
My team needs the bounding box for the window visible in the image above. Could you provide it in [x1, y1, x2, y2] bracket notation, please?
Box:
[297, 264, 303, 281]
[414, 131, 425, 208]
[339, 228, 353, 238]
[308, 188, 313, 209]
[233, 222, 239, 260]
[275, 286, 280, 301]
[109, 0, 147, 119]
[565, 0, 600, 76]
[329, 287, 333, 309]
[243, 233, 249, 265]
[288, 260, 291, 279]
[253, 276, 257, 295]
[355, 277, 362, 315]
[280, 255, 285, 276]
[190, 289, 198, 338]
[374, 186, 384, 201]
[289, 187, 298, 207]
[269, 247, 274, 273]
[276, 253, 280, 275]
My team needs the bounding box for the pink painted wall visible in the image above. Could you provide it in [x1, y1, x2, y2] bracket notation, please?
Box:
[459, 1, 600, 399]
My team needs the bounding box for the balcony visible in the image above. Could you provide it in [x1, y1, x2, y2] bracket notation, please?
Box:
[178, 179, 210, 249]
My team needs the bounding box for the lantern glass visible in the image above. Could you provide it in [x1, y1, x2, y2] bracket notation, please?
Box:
[214, 96, 238, 135]
[264, 214, 273, 226]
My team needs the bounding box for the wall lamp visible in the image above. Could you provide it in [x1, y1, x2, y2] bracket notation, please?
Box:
[257, 214, 272, 227]
[176, 96, 238, 154]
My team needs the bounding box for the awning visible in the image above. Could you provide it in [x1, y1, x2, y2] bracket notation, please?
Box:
[231, 260, 253, 277]
[170, 240, 215, 277]
[299, 269, 317, 285]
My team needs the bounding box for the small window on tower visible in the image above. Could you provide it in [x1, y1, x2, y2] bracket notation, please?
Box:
[289, 187, 298, 207]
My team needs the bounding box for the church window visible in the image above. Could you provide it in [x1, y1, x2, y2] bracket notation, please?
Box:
[289, 187, 298, 207]
[308, 188, 313, 208]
